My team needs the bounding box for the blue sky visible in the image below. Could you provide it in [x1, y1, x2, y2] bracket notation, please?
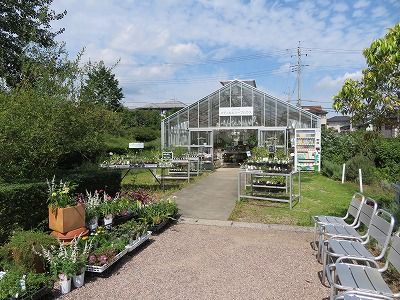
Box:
[52, 0, 399, 115]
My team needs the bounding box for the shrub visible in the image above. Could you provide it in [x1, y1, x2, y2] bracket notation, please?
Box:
[321, 160, 342, 181]
[0, 230, 58, 272]
[0, 183, 48, 244]
[345, 155, 376, 185]
[132, 127, 160, 142]
[65, 169, 122, 196]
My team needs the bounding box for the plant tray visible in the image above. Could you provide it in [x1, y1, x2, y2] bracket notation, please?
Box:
[125, 231, 152, 252]
[86, 248, 128, 273]
[150, 219, 170, 233]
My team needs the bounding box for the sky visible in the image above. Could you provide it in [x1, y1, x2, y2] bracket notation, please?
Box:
[51, 0, 400, 115]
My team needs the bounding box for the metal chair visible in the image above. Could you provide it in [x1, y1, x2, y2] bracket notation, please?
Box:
[313, 193, 365, 251]
[327, 232, 400, 300]
[317, 197, 378, 261]
[322, 209, 395, 284]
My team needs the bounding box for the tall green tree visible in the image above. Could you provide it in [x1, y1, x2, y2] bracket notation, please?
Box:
[81, 61, 124, 110]
[333, 23, 400, 128]
[0, 0, 66, 87]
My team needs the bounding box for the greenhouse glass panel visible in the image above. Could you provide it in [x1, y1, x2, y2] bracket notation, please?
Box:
[312, 117, 318, 128]
[199, 99, 209, 127]
[210, 93, 219, 126]
[189, 105, 198, 128]
[242, 116, 253, 126]
[231, 116, 241, 127]
[170, 117, 178, 146]
[242, 85, 252, 107]
[190, 131, 198, 146]
[220, 86, 230, 107]
[265, 96, 276, 126]
[253, 90, 263, 126]
[178, 110, 189, 145]
[220, 116, 230, 127]
[231, 83, 241, 107]
[276, 101, 287, 126]
[288, 106, 300, 128]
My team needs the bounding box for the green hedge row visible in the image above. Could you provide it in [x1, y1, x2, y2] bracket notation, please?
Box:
[0, 170, 122, 244]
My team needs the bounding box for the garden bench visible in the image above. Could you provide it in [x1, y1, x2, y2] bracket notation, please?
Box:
[317, 197, 378, 261]
[326, 232, 400, 300]
[313, 193, 365, 251]
[321, 209, 395, 284]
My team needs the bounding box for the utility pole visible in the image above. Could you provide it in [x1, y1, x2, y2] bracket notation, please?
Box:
[290, 41, 309, 107]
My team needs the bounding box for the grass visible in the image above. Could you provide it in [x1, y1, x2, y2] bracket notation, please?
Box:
[229, 173, 395, 227]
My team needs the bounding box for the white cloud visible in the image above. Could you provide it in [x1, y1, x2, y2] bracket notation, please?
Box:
[333, 3, 349, 12]
[166, 43, 202, 62]
[352, 10, 364, 18]
[353, 0, 370, 9]
[371, 6, 388, 18]
[317, 71, 363, 89]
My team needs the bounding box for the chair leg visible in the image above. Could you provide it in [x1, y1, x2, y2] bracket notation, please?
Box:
[318, 231, 324, 263]
[313, 223, 318, 250]
[322, 246, 327, 284]
[330, 269, 336, 300]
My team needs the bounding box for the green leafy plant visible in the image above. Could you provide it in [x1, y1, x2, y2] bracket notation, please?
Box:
[0, 230, 58, 272]
[0, 266, 53, 300]
[47, 176, 77, 211]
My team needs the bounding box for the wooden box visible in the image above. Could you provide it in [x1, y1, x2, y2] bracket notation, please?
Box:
[49, 204, 85, 233]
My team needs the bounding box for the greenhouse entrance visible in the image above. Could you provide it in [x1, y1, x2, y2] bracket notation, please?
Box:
[214, 129, 257, 166]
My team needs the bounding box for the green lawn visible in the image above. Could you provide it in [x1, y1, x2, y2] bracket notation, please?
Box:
[229, 173, 394, 226]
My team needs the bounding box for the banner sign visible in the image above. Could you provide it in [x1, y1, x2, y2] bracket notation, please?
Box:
[129, 142, 144, 149]
[219, 107, 253, 117]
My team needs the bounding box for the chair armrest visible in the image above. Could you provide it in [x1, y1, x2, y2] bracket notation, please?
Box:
[336, 257, 379, 268]
[323, 235, 363, 244]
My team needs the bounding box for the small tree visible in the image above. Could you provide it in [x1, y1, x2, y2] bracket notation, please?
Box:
[0, 0, 66, 87]
[81, 61, 124, 110]
[333, 23, 400, 129]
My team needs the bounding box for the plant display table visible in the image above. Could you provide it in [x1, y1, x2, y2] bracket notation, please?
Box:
[237, 170, 301, 209]
[158, 158, 200, 182]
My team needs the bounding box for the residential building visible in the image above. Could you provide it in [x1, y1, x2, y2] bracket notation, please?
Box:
[302, 106, 328, 127]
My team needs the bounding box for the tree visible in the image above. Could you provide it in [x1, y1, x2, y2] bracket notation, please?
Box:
[333, 23, 400, 129]
[0, 0, 66, 87]
[81, 61, 124, 110]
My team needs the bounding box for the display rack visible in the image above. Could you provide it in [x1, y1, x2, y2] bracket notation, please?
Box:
[157, 157, 201, 182]
[238, 170, 301, 209]
[294, 128, 321, 172]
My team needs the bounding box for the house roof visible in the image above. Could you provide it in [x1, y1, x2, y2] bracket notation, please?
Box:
[302, 105, 328, 115]
[137, 100, 187, 110]
[220, 79, 257, 88]
[327, 115, 351, 123]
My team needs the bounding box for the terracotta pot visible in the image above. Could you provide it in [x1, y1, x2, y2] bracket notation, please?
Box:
[48, 204, 85, 234]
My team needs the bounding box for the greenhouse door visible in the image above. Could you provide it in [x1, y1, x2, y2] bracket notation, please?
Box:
[258, 129, 288, 154]
[189, 130, 213, 157]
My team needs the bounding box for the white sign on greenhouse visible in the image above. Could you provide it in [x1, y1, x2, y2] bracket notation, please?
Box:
[219, 106, 253, 117]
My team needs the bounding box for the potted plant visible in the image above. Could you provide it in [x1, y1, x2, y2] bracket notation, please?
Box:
[35, 236, 91, 293]
[47, 176, 85, 234]
[99, 195, 118, 228]
[83, 190, 103, 231]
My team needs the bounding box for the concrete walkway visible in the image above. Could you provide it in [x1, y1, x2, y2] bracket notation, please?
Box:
[172, 168, 239, 220]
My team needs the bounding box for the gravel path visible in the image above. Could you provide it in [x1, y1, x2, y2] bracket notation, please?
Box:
[62, 223, 328, 300]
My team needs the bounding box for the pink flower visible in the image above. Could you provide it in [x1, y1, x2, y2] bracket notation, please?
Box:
[88, 255, 97, 265]
[99, 255, 108, 265]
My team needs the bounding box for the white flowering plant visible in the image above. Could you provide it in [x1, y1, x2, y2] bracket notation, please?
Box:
[82, 190, 104, 219]
[35, 236, 92, 280]
[47, 176, 77, 211]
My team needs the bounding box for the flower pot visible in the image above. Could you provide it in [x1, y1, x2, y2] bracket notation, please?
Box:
[104, 214, 113, 227]
[87, 216, 98, 231]
[49, 204, 85, 234]
[60, 278, 72, 294]
[73, 271, 85, 288]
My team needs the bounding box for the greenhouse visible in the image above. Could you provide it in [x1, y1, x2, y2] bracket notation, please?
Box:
[161, 80, 321, 167]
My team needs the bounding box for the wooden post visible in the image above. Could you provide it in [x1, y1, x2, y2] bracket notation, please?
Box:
[341, 163, 346, 184]
[359, 169, 363, 193]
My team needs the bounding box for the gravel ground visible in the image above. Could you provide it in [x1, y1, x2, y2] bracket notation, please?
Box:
[62, 223, 328, 300]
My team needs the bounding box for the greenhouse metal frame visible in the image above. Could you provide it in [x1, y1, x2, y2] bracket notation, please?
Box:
[161, 80, 320, 157]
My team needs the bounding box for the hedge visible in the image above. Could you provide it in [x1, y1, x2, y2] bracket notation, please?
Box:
[0, 169, 122, 244]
